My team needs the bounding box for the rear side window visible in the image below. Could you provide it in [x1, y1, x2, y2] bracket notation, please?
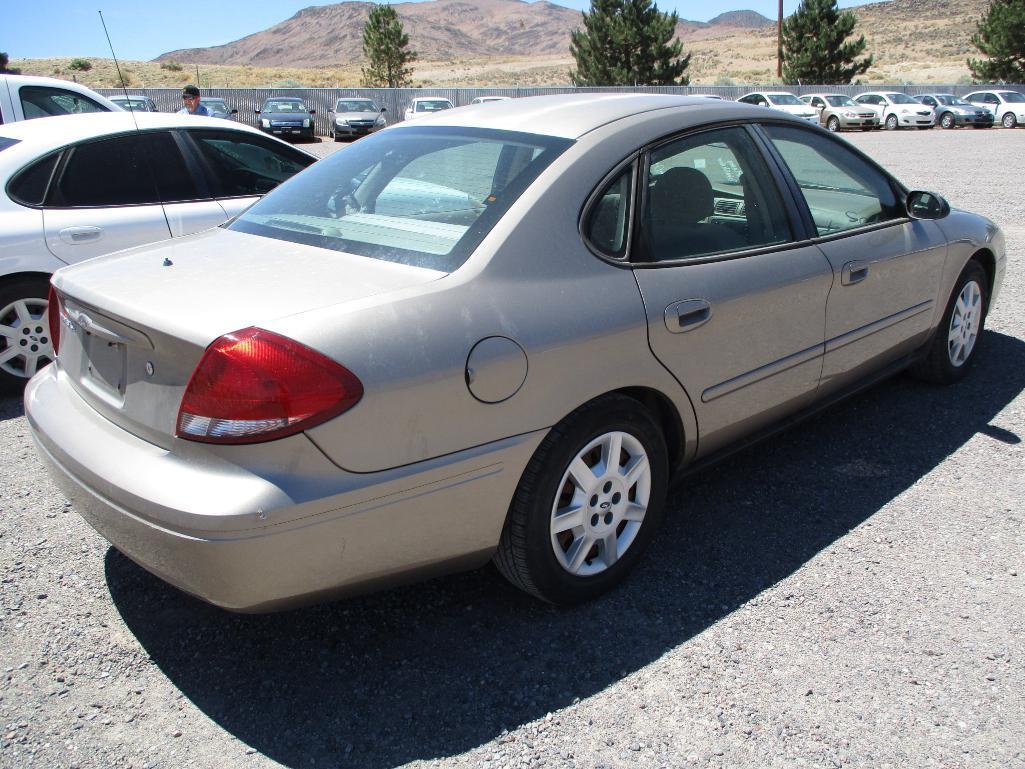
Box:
[762, 124, 900, 237]
[20, 86, 108, 120]
[49, 132, 200, 207]
[8, 152, 59, 206]
[585, 166, 633, 259]
[187, 129, 314, 197]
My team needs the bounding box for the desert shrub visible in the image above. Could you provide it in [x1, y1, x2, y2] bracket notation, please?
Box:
[69, 58, 92, 72]
[160, 61, 183, 72]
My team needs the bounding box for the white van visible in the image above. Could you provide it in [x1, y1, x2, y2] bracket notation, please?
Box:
[0, 75, 122, 125]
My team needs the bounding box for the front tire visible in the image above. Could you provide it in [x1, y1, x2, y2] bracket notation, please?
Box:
[885, 114, 899, 130]
[910, 261, 988, 385]
[0, 277, 53, 394]
[494, 394, 668, 605]
[1002, 112, 1017, 129]
[940, 112, 955, 129]
[826, 116, 840, 132]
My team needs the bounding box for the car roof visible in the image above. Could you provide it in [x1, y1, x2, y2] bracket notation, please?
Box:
[391, 93, 805, 140]
[0, 112, 311, 172]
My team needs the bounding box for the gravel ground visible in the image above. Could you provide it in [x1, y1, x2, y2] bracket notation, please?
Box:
[2, 127, 1024, 769]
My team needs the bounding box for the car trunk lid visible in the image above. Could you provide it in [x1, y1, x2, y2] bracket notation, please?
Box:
[51, 228, 444, 448]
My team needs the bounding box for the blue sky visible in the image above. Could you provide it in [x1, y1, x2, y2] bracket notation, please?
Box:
[5, 0, 881, 62]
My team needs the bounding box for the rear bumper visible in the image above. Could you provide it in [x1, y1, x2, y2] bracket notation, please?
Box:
[27, 367, 544, 611]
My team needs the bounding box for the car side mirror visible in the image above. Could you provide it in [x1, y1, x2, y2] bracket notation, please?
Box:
[381, 107, 387, 112]
[906, 190, 950, 220]
[230, 109, 238, 115]
[310, 109, 316, 115]
[255, 109, 261, 115]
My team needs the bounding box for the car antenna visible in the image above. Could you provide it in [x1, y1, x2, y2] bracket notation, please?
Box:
[98, 11, 140, 133]
[99, 10, 175, 256]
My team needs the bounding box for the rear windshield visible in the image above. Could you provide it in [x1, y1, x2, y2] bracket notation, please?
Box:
[229, 126, 572, 272]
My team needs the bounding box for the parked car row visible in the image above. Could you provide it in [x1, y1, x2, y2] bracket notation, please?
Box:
[739, 88, 1025, 132]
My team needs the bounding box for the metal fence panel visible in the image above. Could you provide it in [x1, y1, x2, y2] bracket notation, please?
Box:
[98, 85, 1025, 137]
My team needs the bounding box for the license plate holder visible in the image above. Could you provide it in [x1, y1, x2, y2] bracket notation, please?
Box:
[85, 333, 126, 396]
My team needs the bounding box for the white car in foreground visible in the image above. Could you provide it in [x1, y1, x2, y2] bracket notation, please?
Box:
[0, 112, 315, 390]
[854, 92, 934, 130]
[403, 97, 454, 121]
[963, 90, 1025, 129]
[736, 92, 818, 123]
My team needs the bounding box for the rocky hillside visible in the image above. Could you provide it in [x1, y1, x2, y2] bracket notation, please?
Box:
[155, 0, 772, 68]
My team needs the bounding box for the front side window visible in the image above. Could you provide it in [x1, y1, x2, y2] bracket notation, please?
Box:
[229, 126, 571, 272]
[20, 87, 107, 119]
[762, 124, 900, 237]
[641, 127, 792, 262]
[188, 129, 314, 197]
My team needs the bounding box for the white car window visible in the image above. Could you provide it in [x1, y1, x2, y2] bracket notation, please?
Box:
[20, 86, 108, 120]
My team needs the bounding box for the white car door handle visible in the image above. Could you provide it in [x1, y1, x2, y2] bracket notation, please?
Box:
[58, 226, 102, 245]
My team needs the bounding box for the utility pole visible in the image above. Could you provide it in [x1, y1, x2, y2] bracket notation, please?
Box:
[777, 0, 783, 79]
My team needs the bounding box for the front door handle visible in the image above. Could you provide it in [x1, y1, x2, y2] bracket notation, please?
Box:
[664, 299, 712, 333]
[58, 226, 102, 245]
[841, 260, 869, 285]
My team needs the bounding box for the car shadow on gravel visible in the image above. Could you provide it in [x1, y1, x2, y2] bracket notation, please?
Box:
[0, 394, 24, 421]
[105, 330, 1025, 769]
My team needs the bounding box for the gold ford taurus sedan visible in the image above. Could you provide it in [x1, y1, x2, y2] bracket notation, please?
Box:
[27, 94, 1005, 611]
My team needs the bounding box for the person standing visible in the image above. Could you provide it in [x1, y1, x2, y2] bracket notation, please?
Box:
[178, 85, 212, 116]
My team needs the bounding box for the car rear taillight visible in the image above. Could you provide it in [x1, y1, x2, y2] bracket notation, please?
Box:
[47, 284, 62, 357]
[176, 327, 363, 445]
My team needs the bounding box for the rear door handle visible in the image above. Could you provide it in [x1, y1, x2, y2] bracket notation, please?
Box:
[58, 226, 102, 245]
[664, 299, 712, 333]
[841, 261, 869, 285]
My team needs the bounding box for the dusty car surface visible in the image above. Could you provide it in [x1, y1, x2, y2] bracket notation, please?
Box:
[27, 94, 1005, 611]
[800, 93, 880, 132]
[0, 112, 315, 390]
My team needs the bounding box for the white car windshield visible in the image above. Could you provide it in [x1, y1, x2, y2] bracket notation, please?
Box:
[229, 126, 572, 272]
[414, 100, 452, 112]
[768, 94, 804, 106]
[825, 95, 858, 107]
[998, 91, 1025, 103]
[336, 100, 378, 112]
[887, 94, 919, 105]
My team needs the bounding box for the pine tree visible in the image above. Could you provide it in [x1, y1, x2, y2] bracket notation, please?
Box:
[570, 0, 690, 86]
[781, 0, 872, 85]
[968, 0, 1025, 82]
[361, 6, 417, 88]
[0, 52, 21, 75]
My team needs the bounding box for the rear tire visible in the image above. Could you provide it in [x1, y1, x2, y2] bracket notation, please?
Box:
[493, 394, 668, 605]
[910, 261, 988, 385]
[0, 276, 53, 394]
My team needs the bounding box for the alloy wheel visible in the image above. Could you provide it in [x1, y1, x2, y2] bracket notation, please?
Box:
[549, 430, 651, 577]
[1002, 112, 1017, 129]
[947, 280, 982, 367]
[0, 297, 52, 379]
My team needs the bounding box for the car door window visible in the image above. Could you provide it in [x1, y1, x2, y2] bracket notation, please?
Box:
[187, 129, 314, 198]
[144, 131, 202, 203]
[20, 86, 107, 119]
[50, 133, 162, 207]
[762, 124, 900, 237]
[642, 127, 792, 262]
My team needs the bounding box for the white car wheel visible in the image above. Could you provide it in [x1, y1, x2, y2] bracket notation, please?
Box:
[0, 284, 52, 390]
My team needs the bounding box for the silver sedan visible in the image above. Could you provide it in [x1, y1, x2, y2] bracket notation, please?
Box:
[27, 95, 1006, 611]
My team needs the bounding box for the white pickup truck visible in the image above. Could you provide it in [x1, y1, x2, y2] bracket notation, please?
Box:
[0, 74, 121, 125]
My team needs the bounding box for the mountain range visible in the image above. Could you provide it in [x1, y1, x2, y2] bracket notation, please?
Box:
[155, 0, 774, 68]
